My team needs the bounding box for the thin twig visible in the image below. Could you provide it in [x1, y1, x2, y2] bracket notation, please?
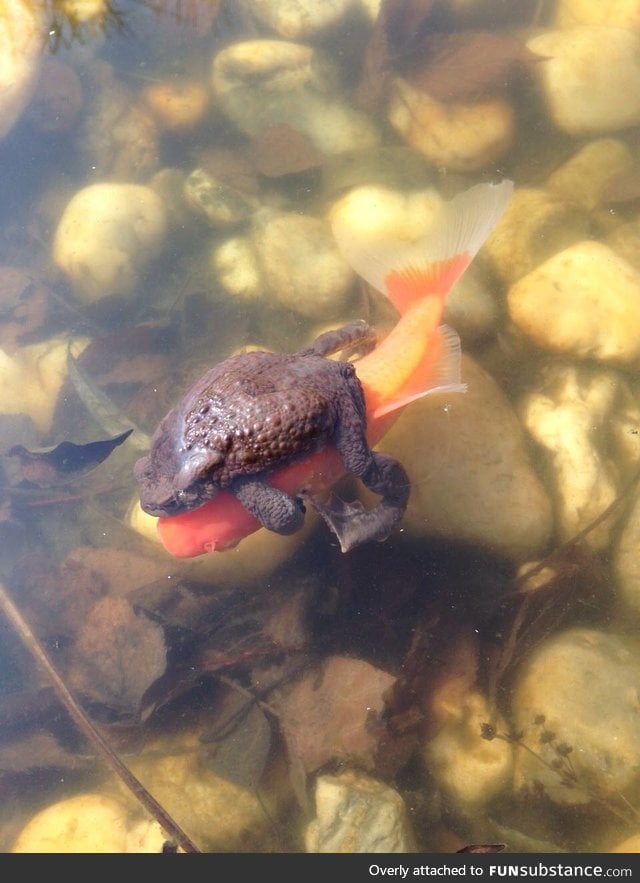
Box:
[0, 580, 200, 854]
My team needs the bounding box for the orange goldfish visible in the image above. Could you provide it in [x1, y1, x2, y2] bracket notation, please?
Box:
[153, 180, 513, 557]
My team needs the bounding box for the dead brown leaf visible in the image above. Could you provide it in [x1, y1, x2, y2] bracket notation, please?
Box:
[191, 147, 260, 196]
[356, 0, 437, 111]
[0, 266, 55, 348]
[200, 689, 272, 790]
[64, 545, 175, 602]
[68, 597, 166, 715]
[271, 655, 396, 775]
[405, 31, 542, 102]
[0, 731, 90, 775]
[246, 124, 325, 177]
[6, 430, 132, 487]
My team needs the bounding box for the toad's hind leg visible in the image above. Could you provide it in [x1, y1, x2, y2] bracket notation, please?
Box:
[233, 477, 306, 535]
[297, 319, 376, 359]
[308, 452, 410, 553]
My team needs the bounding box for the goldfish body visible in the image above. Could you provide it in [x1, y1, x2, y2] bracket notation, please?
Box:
[139, 180, 513, 557]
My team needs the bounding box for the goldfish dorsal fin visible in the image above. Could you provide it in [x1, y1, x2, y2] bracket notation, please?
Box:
[332, 179, 513, 314]
[372, 324, 467, 419]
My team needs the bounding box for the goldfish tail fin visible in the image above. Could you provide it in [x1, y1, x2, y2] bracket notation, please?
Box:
[332, 179, 513, 315]
[372, 323, 466, 419]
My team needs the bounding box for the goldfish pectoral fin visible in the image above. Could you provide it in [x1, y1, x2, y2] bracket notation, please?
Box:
[373, 323, 467, 419]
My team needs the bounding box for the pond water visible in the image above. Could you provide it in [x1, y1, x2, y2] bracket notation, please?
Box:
[1, 0, 640, 855]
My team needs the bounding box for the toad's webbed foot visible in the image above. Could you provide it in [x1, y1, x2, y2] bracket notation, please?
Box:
[234, 477, 306, 535]
[306, 452, 410, 552]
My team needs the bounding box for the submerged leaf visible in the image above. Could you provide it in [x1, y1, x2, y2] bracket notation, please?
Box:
[247, 124, 324, 177]
[201, 690, 272, 790]
[356, 0, 436, 110]
[66, 350, 150, 451]
[5, 430, 133, 486]
[68, 597, 166, 715]
[0, 731, 90, 775]
[383, 0, 437, 59]
[271, 655, 396, 775]
[0, 267, 55, 348]
[404, 31, 542, 102]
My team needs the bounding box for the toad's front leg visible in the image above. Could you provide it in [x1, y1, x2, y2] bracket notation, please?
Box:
[233, 476, 306, 535]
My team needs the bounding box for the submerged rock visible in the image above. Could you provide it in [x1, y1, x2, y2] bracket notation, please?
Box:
[184, 168, 258, 228]
[511, 628, 640, 805]
[555, 0, 640, 30]
[0, 1, 44, 141]
[212, 39, 380, 156]
[614, 484, 640, 617]
[520, 363, 639, 550]
[305, 769, 415, 853]
[507, 241, 640, 363]
[53, 183, 168, 302]
[11, 793, 167, 853]
[242, 0, 357, 40]
[528, 27, 640, 135]
[546, 138, 635, 212]
[388, 79, 515, 173]
[424, 692, 513, 809]
[374, 354, 553, 561]
[483, 187, 589, 286]
[0, 336, 88, 434]
[252, 210, 355, 321]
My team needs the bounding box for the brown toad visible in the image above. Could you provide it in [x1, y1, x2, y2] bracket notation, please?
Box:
[134, 321, 410, 551]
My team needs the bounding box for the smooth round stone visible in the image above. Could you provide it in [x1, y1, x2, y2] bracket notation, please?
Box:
[482, 187, 589, 285]
[614, 486, 640, 616]
[0, 336, 88, 434]
[322, 147, 433, 199]
[546, 138, 635, 212]
[507, 240, 640, 363]
[606, 215, 640, 273]
[211, 236, 264, 301]
[520, 363, 635, 550]
[305, 769, 415, 853]
[444, 264, 499, 343]
[512, 628, 640, 805]
[142, 78, 209, 132]
[11, 793, 167, 853]
[243, 0, 356, 39]
[424, 692, 513, 808]
[527, 27, 640, 135]
[376, 354, 553, 561]
[555, 0, 640, 30]
[212, 40, 380, 156]
[0, 1, 44, 140]
[53, 183, 168, 302]
[388, 78, 515, 173]
[184, 168, 258, 228]
[127, 731, 286, 851]
[329, 183, 443, 245]
[252, 211, 355, 321]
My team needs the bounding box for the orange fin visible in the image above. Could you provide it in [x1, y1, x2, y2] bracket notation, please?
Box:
[332, 180, 513, 314]
[372, 324, 466, 419]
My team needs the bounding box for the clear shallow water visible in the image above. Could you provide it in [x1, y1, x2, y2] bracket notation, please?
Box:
[0, 0, 639, 855]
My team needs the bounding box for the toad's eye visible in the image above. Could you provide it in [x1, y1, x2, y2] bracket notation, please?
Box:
[175, 450, 223, 490]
